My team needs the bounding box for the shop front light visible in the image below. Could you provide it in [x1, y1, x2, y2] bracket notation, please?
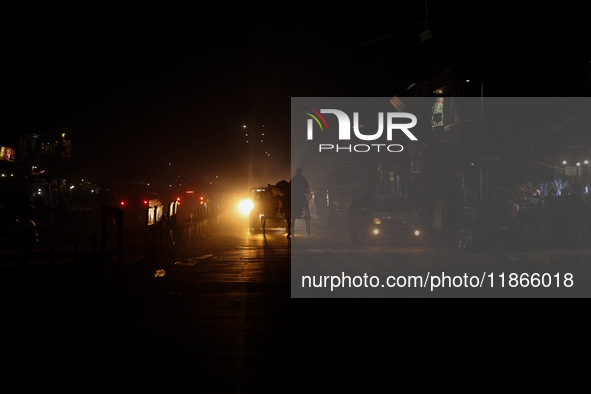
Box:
[373, 218, 382, 225]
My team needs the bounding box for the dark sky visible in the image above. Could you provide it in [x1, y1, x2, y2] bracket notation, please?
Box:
[2, 4, 589, 185]
[3, 12, 251, 174]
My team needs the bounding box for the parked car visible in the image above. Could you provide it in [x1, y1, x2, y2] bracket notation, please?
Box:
[369, 195, 423, 242]
[349, 194, 423, 244]
[0, 204, 39, 251]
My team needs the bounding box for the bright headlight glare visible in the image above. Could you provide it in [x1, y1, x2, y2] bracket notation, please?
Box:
[237, 199, 254, 216]
[372, 228, 380, 235]
[414, 230, 421, 237]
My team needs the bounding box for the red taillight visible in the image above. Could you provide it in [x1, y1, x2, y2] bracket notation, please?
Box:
[143, 200, 148, 205]
[120, 201, 125, 206]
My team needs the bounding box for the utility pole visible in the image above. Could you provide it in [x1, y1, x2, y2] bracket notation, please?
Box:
[421, 0, 432, 96]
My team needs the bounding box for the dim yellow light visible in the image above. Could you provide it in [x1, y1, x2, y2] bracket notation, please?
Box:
[237, 199, 254, 216]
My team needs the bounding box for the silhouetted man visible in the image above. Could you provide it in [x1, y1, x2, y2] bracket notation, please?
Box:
[290, 168, 309, 216]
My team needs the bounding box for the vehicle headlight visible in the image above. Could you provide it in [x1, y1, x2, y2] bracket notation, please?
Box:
[237, 199, 254, 216]
[373, 218, 381, 225]
[372, 228, 380, 235]
[414, 229, 421, 237]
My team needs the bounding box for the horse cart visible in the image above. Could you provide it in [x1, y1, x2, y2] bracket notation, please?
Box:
[249, 181, 291, 237]
[247, 180, 311, 238]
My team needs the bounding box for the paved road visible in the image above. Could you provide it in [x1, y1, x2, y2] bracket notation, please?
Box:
[3, 214, 293, 392]
[3, 211, 591, 391]
[142, 217, 292, 392]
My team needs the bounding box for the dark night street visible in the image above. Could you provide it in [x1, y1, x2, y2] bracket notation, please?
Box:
[1, 3, 591, 392]
[2, 212, 291, 391]
[3, 207, 591, 390]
